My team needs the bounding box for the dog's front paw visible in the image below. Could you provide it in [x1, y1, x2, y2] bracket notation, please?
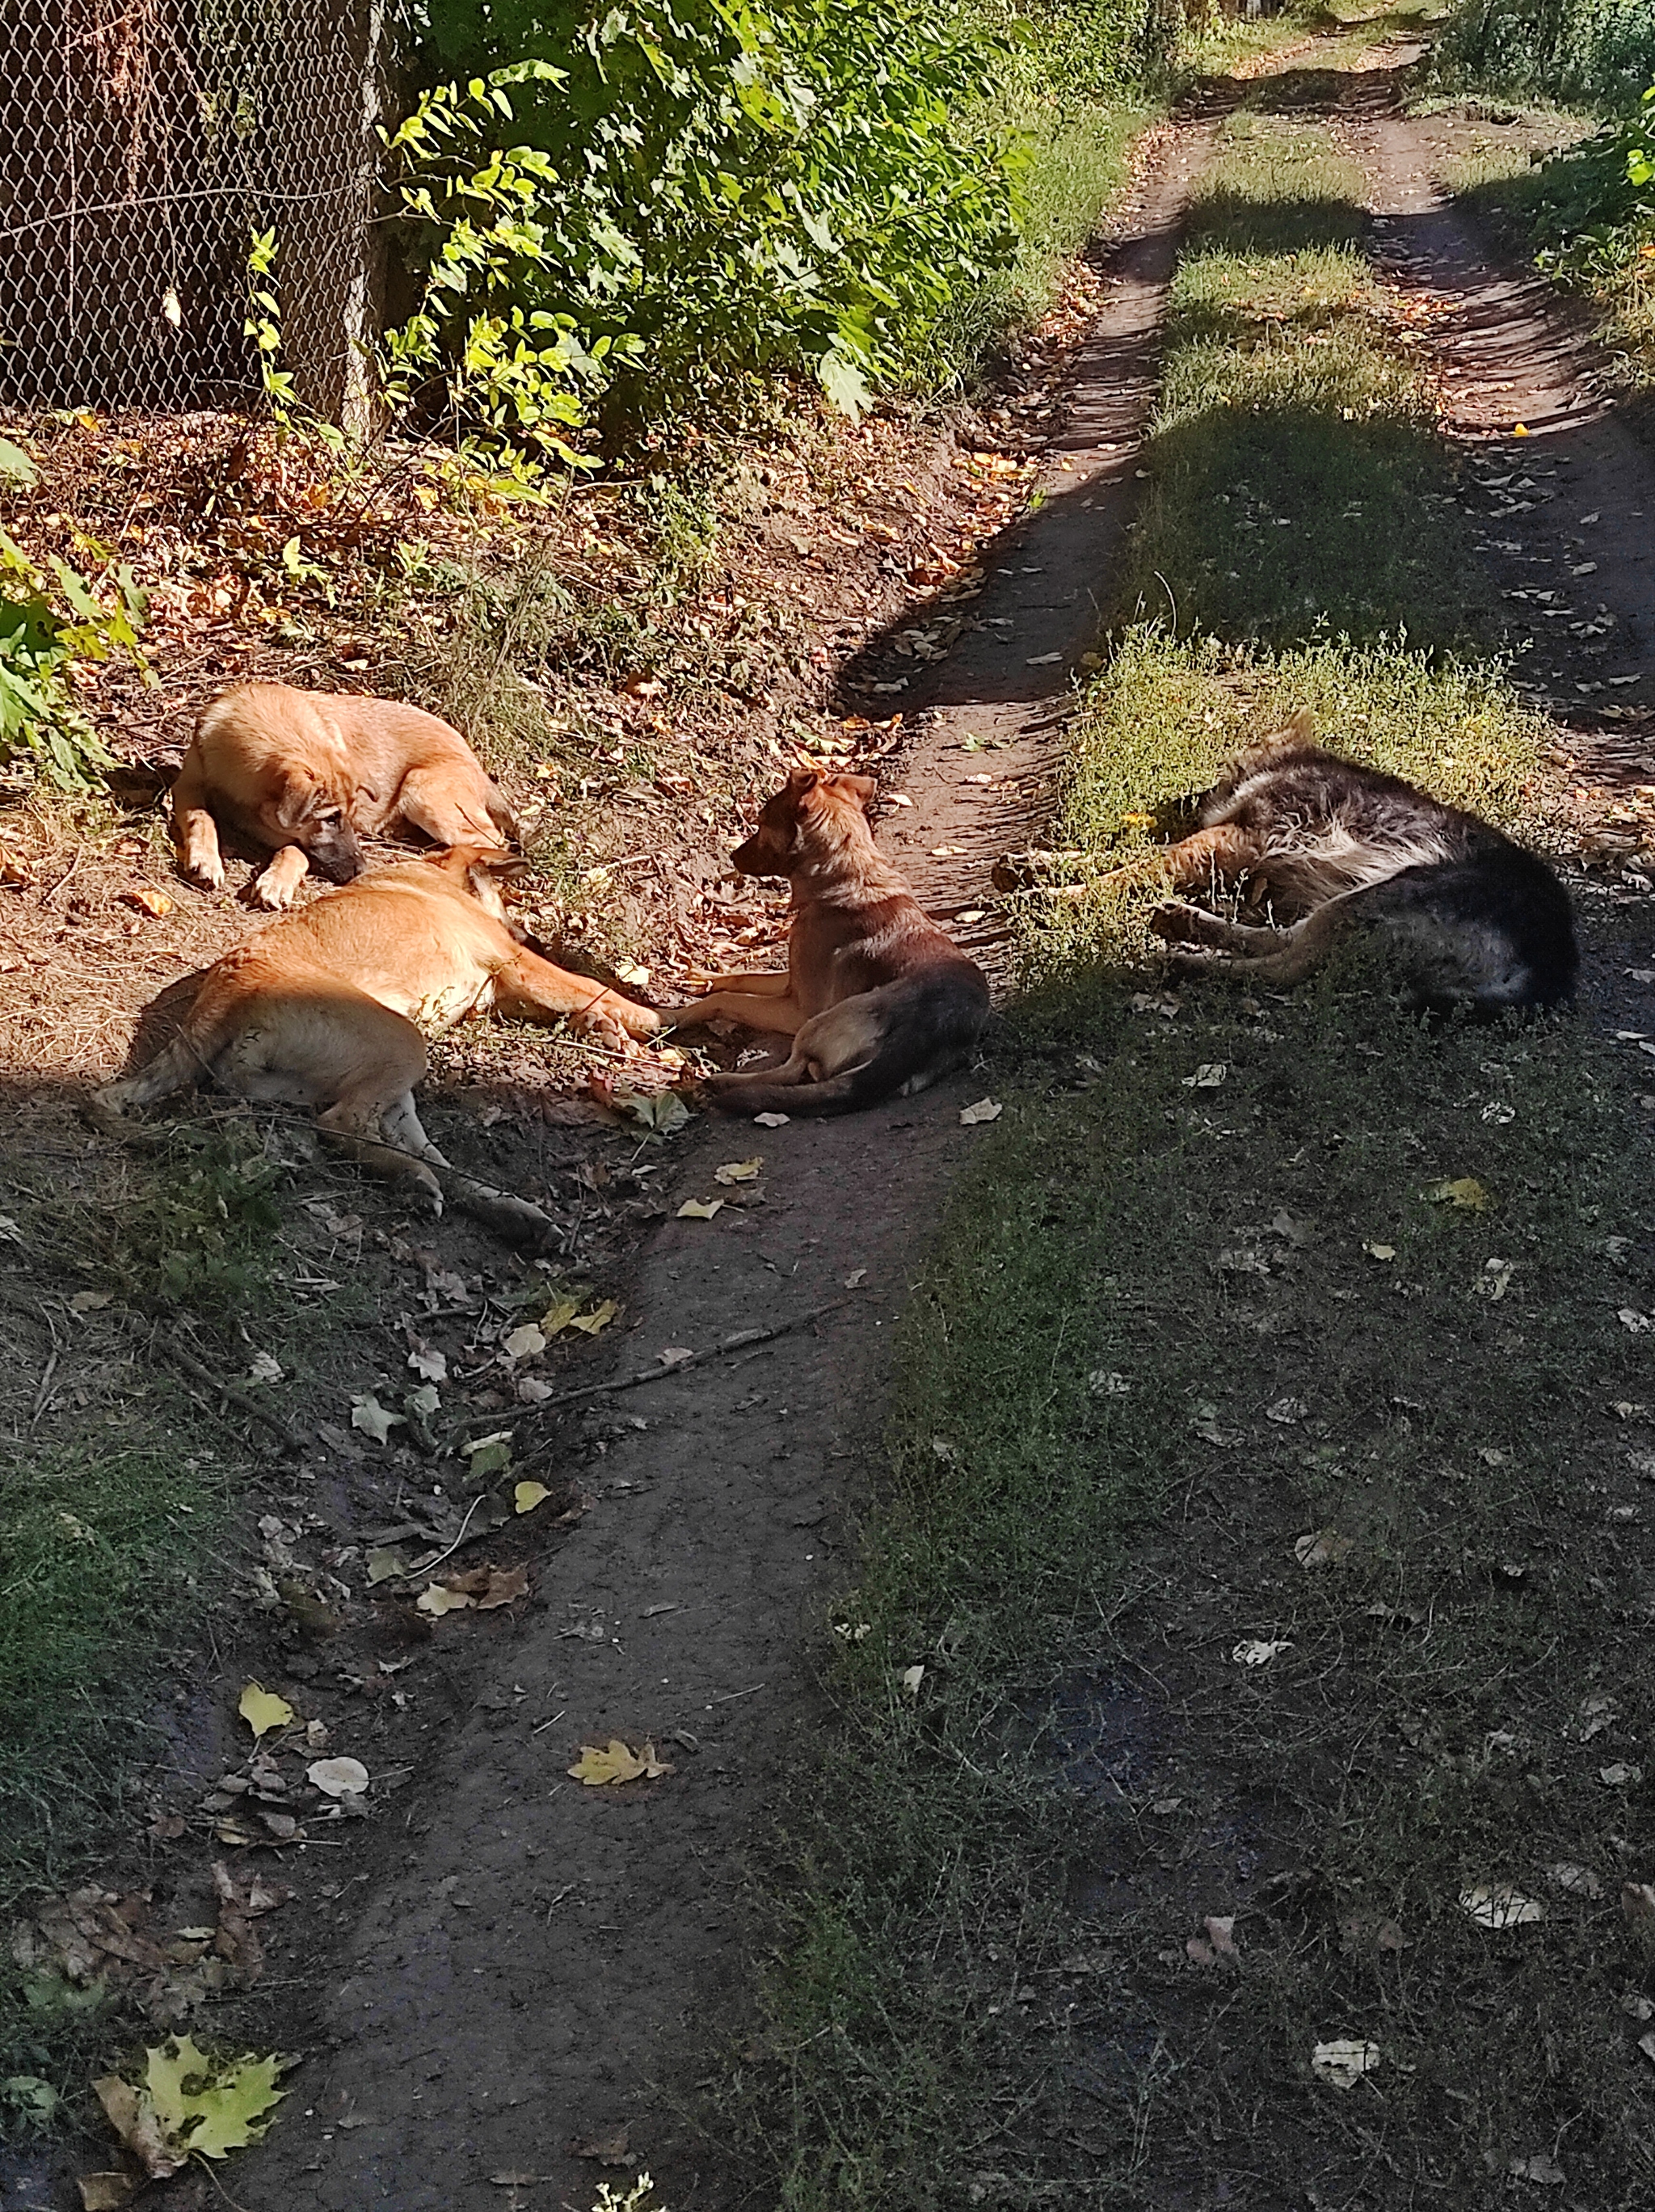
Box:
[181, 857, 227, 895]
[246, 869, 297, 912]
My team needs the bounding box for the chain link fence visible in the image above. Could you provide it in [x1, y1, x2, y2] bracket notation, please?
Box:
[0, 0, 388, 424]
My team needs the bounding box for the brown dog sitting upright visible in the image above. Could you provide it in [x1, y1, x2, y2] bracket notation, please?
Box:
[91, 847, 659, 1242]
[667, 769, 989, 1116]
[171, 683, 520, 909]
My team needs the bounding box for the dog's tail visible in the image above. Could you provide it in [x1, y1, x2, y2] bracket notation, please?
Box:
[86, 959, 257, 1136]
[705, 969, 989, 1119]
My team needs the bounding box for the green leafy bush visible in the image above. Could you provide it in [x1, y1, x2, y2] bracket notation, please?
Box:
[1433, 0, 1655, 111]
[0, 501, 147, 790]
[385, 1, 1024, 452]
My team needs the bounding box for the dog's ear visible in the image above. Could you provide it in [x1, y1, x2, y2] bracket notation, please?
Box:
[784, 766, 822, 801]
[831, 774, 878, 808]
[272, 767, 326, 832]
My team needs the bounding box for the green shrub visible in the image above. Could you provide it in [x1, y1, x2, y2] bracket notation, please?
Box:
[1433, 0, 1655, 111]
[385, 1, 1029, 453]
[0, 502, 146, 790]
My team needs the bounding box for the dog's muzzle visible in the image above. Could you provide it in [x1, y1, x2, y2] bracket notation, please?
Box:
[310, 830, 365, 885]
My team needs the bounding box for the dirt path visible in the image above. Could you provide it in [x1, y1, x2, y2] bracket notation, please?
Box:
[212, 120, 1222, 2212]
[1333, 53, 1655, 751]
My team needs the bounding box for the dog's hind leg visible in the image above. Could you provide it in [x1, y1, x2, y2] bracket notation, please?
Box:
[86, 1030, 214, 1140]
[667, 988, 806, 1034]
[1150, 902, 1287, 951]
[394, 769, 512, 852]
[368, 1089, 557, 1249]
[1158, 904, 1348, 986]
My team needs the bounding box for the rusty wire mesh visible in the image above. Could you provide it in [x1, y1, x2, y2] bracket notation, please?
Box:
[0, 0, 388, 419]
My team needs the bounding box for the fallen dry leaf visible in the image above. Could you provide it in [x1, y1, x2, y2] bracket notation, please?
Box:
[120, 887, 173, 920]
[959, 1098, 1002, 1125]
[1601, 1761, 1643, 1787]
[76, 2176, 134, 2210]
[1310, 2038, 1380, 2090]
[408, 1344, 448, 1382]
[1363, 1241, 1396, 1261]
[1510, 2154, 1564, 2185]
[1424, 1176, 1493, 1212]
[1293, 1529, 1352, 1569]
[677, 1198, 725, 1220]
[237, 1683, 294, 1740]
[417, 1583, 474, 1616]
[568, 1738, 674, 1786]
[901, 1664, 925, 1696]
[306, 1758, 369, 1798]
[1232, 1638, 1291, 1667]
[713, 1157, 763, 1184]
[68, 1290, 112, 1314]
[1459, 1882, 1545, 1929]
[1181, 1063, 1227, 1089]
[566, 1299, 618, 1335]
[614, 1087, 689, 1135]
[503, 1323, 545, 1361]
[350, 1393, 403, 1443]
[514, 1481, 552, 1515]
[754, 1110, 790, 1127]
[96, 2036, 285, 2174]
[246, 1351, 283, 1384]
[477, 1564, 529, 1610]
[1621, 1881, 1655, 1948]
[567, 2124, 634, 2166]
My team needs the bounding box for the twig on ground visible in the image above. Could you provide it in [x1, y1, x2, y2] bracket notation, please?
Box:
[486, 1296, 857, 1463]
[154, 1333, 299, 1448]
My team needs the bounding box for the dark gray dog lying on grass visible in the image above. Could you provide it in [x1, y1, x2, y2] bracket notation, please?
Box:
[1124, 710, 1577, 1017]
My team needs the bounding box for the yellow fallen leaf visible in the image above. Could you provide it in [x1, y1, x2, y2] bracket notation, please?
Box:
[714, 1157, 763, 1184]
[566, 1298, 618, 1334]
[96, 2037, 284, 2176]
[515, 1481, 552, 1515]
[417, 1583, 474, 1616]
[143, 2035, 285, 2161]
[1425, 1176, 1493, 1212]
[677, 1198, 725, 1220]
[1513, 422, 1530, 436]
[238, 1682, 294, 1738]
[567, 1738, 675, 1786]
[541, 1296, 583, 1335]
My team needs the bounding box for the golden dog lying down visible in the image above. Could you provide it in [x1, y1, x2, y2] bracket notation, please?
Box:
[91, 848, 658, 1242]
[171, 683, 520, 909]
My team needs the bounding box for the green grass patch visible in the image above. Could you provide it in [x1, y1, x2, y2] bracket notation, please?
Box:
[1121, 107, 1498, 649]
[758, 915, 1655, 2204]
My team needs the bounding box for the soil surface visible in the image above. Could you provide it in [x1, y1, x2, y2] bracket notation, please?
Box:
[8, 27, 1655, 2212]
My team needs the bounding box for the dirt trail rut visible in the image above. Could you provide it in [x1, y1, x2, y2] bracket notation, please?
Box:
[1336, 45, 1655, 740]
[227, 126, 1215, 2212]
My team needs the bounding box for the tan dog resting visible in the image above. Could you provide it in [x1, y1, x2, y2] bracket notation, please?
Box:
[171, 683, 520, 909]
[667, 769, 989, 1115]
[91, 848, 658, 1243]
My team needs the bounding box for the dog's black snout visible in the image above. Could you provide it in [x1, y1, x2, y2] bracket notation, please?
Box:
[311, 826, 365, 885]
